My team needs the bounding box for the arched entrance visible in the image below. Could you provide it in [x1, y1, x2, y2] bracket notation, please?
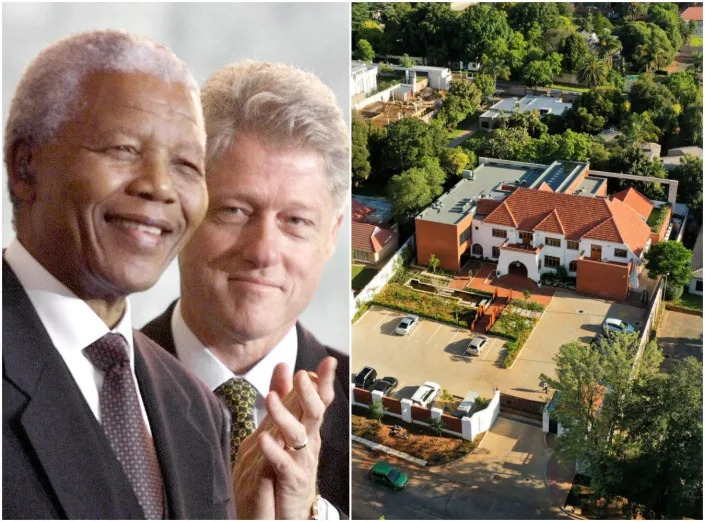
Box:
[471, 243, 483, 257]
[508, 261, 528, 277]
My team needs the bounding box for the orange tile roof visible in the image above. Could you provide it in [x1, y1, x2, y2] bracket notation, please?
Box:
[352, 199, 375, 222]
[537, 182, 553, 192]
[682, 6, 703, 21]
[611, 187, 654, 221]
[534, 209, 565, 235]
[351, 221, 397, 253]
[483, 188, 651, 254]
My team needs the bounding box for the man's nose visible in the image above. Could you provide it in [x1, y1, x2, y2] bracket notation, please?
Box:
[126, 158, 177, 204]
[241, 214, 281, 268]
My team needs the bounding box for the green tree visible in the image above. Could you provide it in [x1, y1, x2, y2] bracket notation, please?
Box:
[508, 2, 563, 37]
[648, 3, 684, 51]
[560, 32, 592, 73]
[629, 76, 679, 137]
[355, 39, 375, 63]
[427, 417, 445, 436]
[388, 168, 432, 223]
[356, 20, 385, 53]
[418, 156, 447, 199]
[473, 73, 496, 97]
[522, 60, 555, 87]
[399, 53, 414, 69]
[606, 144, 667, 200]
[438, 78, 482, 130]
[576, 55, 610, 88]
[619, 22, 675, 72]
[351, 2, 372, 33]
[428, 254, 441, 273]
[457, 4, 512, 62]
[482, 126, 534, 161]
[481, 39, 512, 81]
[564, 86, 626, 133]
[369, 399, 386, 424]
[436, 388, 455, 411]
[440, 147, 469, 178]
[598, 31, 623, 68]
[382, 118, 445, 174]
[351, 115, 371, 186]
[645, 240, 693, 289]
[619, 112, 660, 145]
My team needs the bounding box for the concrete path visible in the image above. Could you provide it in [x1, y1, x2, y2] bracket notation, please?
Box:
[656, 310, 703, 371]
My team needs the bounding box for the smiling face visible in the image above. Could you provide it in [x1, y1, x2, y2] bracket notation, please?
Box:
[14, 71, 208, 302]
[178, 134, 342, 349]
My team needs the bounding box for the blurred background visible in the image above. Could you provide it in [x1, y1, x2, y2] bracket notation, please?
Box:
[2, 2, 351, 352]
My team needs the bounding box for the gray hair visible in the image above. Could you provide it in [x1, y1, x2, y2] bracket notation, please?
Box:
[4, 29, 200, 174]
[201, 60, 350, 211]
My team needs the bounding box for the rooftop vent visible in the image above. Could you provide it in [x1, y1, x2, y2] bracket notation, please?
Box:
[463, 169, 475, 180]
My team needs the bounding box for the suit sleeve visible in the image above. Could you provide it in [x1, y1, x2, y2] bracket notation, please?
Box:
[218, 403, 236, 519]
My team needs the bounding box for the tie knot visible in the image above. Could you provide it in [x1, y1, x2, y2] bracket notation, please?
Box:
[214, 378, 257, 405]
[85, 333, 130, 372]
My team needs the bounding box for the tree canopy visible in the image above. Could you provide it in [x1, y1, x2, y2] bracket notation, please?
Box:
[645, 240, 693, 288]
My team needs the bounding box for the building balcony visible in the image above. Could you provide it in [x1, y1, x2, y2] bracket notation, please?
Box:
[499, 241, 544, 255]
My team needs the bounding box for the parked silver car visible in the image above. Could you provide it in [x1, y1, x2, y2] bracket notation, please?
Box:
[395, 314, 419, 335]
[410, 381, 441, 408]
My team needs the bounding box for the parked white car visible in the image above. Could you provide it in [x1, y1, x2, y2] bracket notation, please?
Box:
[602, 318, 636, 335]
[395, 314, 419, 335]
[410, 381, 441, 408]
[465, 335, 489, 356]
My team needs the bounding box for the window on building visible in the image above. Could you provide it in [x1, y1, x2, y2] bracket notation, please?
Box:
[697, 280, 703, 292]
[569, 260, 578, 272]
[492, 228, 507, 238]
[545, 256, 560, 268]
[519, 231, 534, 244]
[614, 248, 628, 258]
[546, 237, 561, 247]
[353, 249, 371, 262]
[481, 120, 489, 129]
[567, 240, 580, 250]
[492, 246, 500, 258]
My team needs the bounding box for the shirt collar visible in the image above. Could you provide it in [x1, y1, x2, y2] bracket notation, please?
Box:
[171, 299, 297, 399]
[4, 237, 135, 359]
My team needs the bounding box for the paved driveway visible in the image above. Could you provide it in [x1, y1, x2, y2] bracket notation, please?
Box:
[351, 417, 570, 519]
[352, 305, 515, 400]
[656, 310, 703, 372]
[509, 290, 646, 399]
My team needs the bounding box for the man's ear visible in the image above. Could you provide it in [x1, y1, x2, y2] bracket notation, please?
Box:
[324, 212, 344, 261]
[7, 139, 38, 204]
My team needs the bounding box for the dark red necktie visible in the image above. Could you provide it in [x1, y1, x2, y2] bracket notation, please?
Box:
[85, 333, 165, 519]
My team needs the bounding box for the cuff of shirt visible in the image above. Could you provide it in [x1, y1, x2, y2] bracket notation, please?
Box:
[316, 496, 340, 520]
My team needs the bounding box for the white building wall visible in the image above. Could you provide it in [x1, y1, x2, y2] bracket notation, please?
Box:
[351, 66, 378, 96]
[472, 218, 512, 259]
[578, 238, 639, 267]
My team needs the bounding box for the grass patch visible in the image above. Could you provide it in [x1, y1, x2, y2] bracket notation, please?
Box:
[668, 291, 703, 312]
[352, 301, 372, 323]
[550, 82, 590, 93]
[646, 205, 671, 233]
[372, 283, 475, 327]
[489, 311, 538, 368]
[690, 35, 703, 47]
[352, 407, 479, 465]
[509, 297, 546, 312]
[352, 264, 378, 290]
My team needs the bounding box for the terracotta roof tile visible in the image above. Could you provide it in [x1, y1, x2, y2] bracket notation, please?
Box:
[352, 221, 397, 253]
[483, 188, 651, 253]
[611, 187, 654, 221]
[537, 182, 553, 192]
[352, 199, 375, 222]
[534, 209, 565, 235]
[682, 6, 703, 21]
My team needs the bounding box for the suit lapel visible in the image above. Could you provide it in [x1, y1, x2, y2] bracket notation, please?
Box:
[294, 322, 327, 373]
[3, 260, 143, 519]
[133, 334, 216, 519]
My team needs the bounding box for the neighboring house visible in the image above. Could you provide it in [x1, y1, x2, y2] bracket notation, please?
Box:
[382, 63, 452, 91]
[479, 96, 572, 129]
[681, 6, 703, 36]
[661, 146, 704, 170]
[415, 157, 660, 301]
[689, 226, 703, 295]
[351, 61, 379, 105]
[599, 128, 622, 143]
[352, 198, 399, 265]
[640, 142, 661, 161]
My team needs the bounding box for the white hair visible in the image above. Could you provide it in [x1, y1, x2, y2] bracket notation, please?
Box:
[4, 29, 200, 172]
[201, 60, 350, 211]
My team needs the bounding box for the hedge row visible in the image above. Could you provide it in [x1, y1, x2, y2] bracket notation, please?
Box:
[488, 311, 538, 368]
[373, 283, 476, 327]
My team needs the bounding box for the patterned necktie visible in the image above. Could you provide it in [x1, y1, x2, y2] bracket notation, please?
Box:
[85, 333, 165, 520]
[213, 378, 257, 462]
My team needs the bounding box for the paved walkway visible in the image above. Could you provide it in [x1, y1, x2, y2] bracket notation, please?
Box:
[351, 435, 427, 467]
[544, 433, 578, 516]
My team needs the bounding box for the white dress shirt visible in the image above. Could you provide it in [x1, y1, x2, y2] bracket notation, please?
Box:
[5, 238, 152, 433]
[170, 301, 339, 520]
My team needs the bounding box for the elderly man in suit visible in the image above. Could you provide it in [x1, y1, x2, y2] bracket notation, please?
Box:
[1, 30, 233, 519]
[142, 61, 350, 519]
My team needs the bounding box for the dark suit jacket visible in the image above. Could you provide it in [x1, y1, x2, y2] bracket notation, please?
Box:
[2, 261, 235, 519]
[142, 301, 350, 516]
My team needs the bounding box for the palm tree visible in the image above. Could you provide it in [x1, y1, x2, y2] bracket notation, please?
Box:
[636, 38, 671, 73]
[619, 112, 660, 145]
[576, 55, 609, 88]
[599, 32, 622, 68]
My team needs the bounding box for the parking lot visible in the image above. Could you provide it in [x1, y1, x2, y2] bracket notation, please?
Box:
[656, 310, 703, 372]
[352, 290, 646, 401]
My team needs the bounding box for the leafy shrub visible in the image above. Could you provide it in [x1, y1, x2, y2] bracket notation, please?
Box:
[427, 417, 445, 436]
[373, 283, 476, 326]
[474, 397, 490, 410]
[510, 298, 545, 312]
[489, 311, 538, 368]
[664, 282, 684, 301]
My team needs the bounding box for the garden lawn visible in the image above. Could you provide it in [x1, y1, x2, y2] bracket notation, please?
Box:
[668, 291, 703, 312]
[352, 264, 378, 290]
[690, 35, 703, 47]
[372, 283, 475, 326]
[490, 311, 538, 368]
[550, 82, 589, 93]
